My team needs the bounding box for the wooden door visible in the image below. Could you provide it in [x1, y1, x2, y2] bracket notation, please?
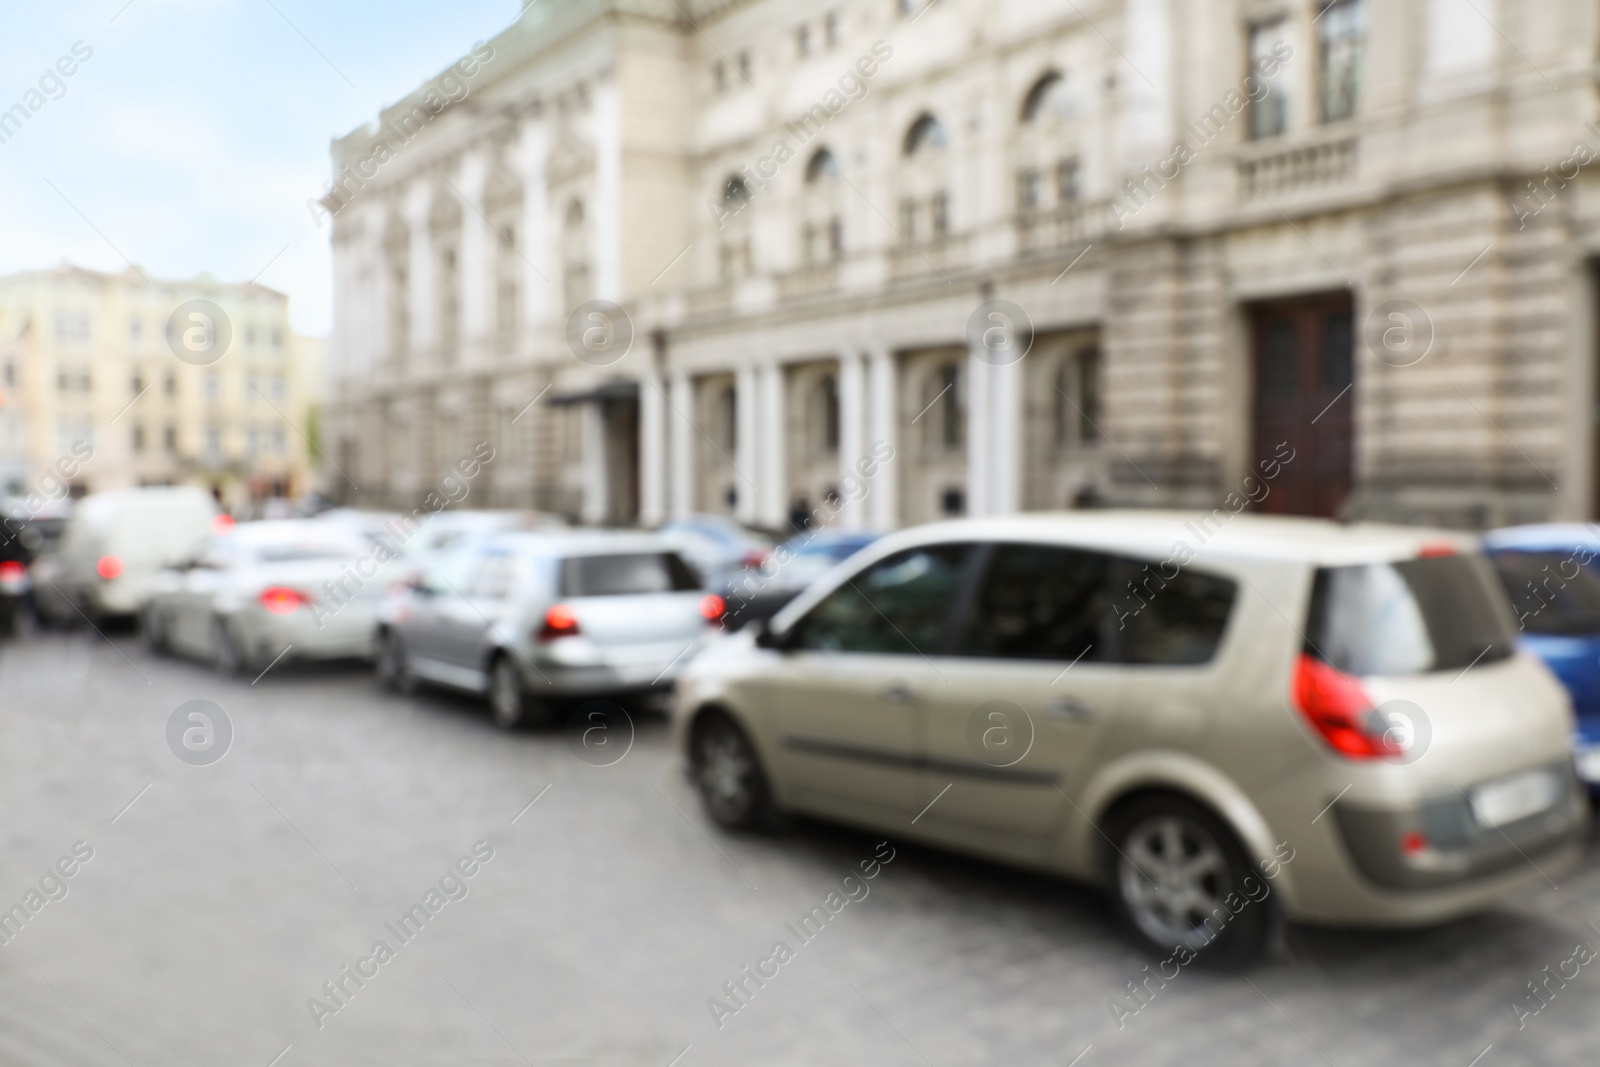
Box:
[1251, 294, 1354, 517]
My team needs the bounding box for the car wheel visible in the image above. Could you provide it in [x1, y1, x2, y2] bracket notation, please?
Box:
[1105, 794, 1275, 966]
[488, 656, 531, 730]
[142, 609, 169, 654]
[375, 630, 416, 695]
[691, 712, 777, 832]
[212, 618, 245, 675]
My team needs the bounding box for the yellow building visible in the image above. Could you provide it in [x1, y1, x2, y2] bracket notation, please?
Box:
[0, 262, 319, 511]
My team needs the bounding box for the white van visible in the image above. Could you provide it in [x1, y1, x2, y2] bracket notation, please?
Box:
[32, 487, 218, 624]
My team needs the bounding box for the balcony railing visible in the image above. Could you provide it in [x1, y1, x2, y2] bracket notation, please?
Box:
[1014, 200, 1115, 256]
[889, 233, 971, 281]
[1236, 134, 1358, 198]
[776, 263, 839, 300]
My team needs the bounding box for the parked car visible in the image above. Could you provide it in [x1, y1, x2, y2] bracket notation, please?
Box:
[722, 528, 882, 630]
[674, 512, 1588, 962]
[32, 487, 217, 625]
[141, 519, 383, 673]
[657, 515, 774, 594]
[1483, 524, 1600, 794]
[375, 531, 727, 729]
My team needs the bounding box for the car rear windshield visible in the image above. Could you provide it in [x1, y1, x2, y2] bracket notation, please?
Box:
[559, 552, 700, 597]
[1304, 556, 1516, 675]
[1486, 550, 1600, 637]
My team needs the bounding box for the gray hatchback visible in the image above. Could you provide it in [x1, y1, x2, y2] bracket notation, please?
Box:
[375, 531, 726, 728]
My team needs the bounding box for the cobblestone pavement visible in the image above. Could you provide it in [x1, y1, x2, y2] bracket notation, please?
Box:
[0, 629, 1598, 1066]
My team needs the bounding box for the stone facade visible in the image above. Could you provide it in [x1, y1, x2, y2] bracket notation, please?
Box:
[323, 0, 1600, 532]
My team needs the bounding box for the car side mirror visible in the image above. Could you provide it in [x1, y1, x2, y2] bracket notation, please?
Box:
[754, 622, 796, 652]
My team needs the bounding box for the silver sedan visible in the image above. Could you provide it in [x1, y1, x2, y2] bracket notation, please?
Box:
[374, 532, 725, 728]
[141, 520, 388, 674]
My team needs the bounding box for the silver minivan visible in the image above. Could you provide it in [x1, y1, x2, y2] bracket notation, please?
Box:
[674, 513, 1589, 962]
[376, 532, 726, 728]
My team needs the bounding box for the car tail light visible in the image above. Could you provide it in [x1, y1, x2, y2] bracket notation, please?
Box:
[1291, 653, 1397, 759]
[259, 586, 309, 614]
[740, 549, 771, 569]
[539, 603, 580, 641]
[96, 555, 124, 580]
[700, 594, 726, 622]
[213, 514, 236, 534]
[1417, 541, 1456, 559]
[1400, 831, 1428, 855]
[0, 560, 24, 581]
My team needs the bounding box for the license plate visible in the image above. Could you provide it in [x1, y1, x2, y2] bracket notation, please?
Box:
[1470, 769, 1562, 828]
[1576, 747, 1600, 784]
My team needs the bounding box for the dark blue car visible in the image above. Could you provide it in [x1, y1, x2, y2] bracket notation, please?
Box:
[1484, 524, 1600, 794]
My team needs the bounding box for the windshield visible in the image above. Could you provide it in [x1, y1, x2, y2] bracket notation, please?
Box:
[559, 552, 701, 597]
[1304, 556, 1516, 675]
[1487, 550, 1600, 636]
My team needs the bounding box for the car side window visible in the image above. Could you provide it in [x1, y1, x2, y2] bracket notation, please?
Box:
[470, 551, 521, 600]
[1105, 559, 1237, 666]
[792, 544, 972, 654]
[956, 543, 1113, 661]
[425, 548, 481, 596]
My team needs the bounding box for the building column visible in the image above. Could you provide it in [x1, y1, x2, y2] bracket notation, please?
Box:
[669, 371, 694, 519]
[639, 374, 666, 527]
[867, 346, 897, 530]
[403, 181, 436, 365]
[592, 79, 623, 302]
[990, 356, 1022, 515]
[456, 152, 491, 368]
[735, 366, 759, 524]
[758, 364, 787, 529]
[516, 119, 551, 344]
[581, 402, 607, 526]
[966, 351, 991, 518]
[837, 350, 865, 530]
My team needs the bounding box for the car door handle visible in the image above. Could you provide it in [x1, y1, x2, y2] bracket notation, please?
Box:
[880, 684, 919, 705]
[1047, 698, 1095, 723]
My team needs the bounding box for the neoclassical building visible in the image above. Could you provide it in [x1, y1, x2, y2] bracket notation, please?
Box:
[324, 0, 1600, 532]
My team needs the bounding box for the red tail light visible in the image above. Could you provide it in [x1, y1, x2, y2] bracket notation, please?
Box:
[740, 549, 771, 569]
[539, 603, 580, 641]
[212, 514, 236, 534]
[1291, 653, 1396, 759]
[259, 586, 309, 614]
[700, 594, 726, 622]
[0, 560, 25, 581]
[1417, 541, 1456, 559]
[96, 555, 124, 580]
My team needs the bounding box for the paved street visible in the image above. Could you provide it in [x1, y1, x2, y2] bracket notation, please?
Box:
[1, 628, 1598, 1067]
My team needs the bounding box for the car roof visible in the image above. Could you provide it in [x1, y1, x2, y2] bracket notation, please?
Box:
[486, 530, 679, 558]
[1482, 523, 1600, 552]
[227, 520, 369, 546]
[872, 511, 1478, 568]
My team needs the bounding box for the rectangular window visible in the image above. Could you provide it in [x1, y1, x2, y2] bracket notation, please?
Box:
[1318, 0, 1364, 122]
[1018, 168, 1042, 211]
[131, 424, 145, 454]
[825, 12, 840, 45]
[559, 552, 701, 597]
[930, 192, 950, 237]
[797, 24, 810, 57]
[272, 426, 286, 455]
[1077, 347, 1102, 444]
[957, 545, 1237, 666]
[1306, 557, 1516, 674]
[1249, 20, 1291, 139]
[164, 425, 177, 452]
[794, 544, 974, 654]
[128, 316, 142, 345]
[1058, 158, 1082, 202]
[898, 198, 917, 240]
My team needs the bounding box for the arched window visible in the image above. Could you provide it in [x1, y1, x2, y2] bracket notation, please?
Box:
[722, 176, 753, 207]
[805, 148, 840, 183]
[1021, 72, 1077, 122]
[903, 113, 948, 156]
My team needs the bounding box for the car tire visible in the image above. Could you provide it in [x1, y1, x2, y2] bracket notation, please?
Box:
[1103, 794, 1277, 968]
[690, 712, 779, 832]
[212, 617, 246, 676]
[488, 655, 540, 730]
[142, 609, 169, 655]
[375, 630, 416, 695]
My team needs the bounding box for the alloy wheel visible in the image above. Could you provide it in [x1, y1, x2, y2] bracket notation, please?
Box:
[1117, 814, 1232, 952]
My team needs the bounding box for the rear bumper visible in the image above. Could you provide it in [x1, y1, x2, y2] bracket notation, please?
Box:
[516, 637, 707, 697]
[1331, 765, 1589, 891]
[231, 604, 378, 662]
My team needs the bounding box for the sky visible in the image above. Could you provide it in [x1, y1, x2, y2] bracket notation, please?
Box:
[0, 0, 526, 337]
